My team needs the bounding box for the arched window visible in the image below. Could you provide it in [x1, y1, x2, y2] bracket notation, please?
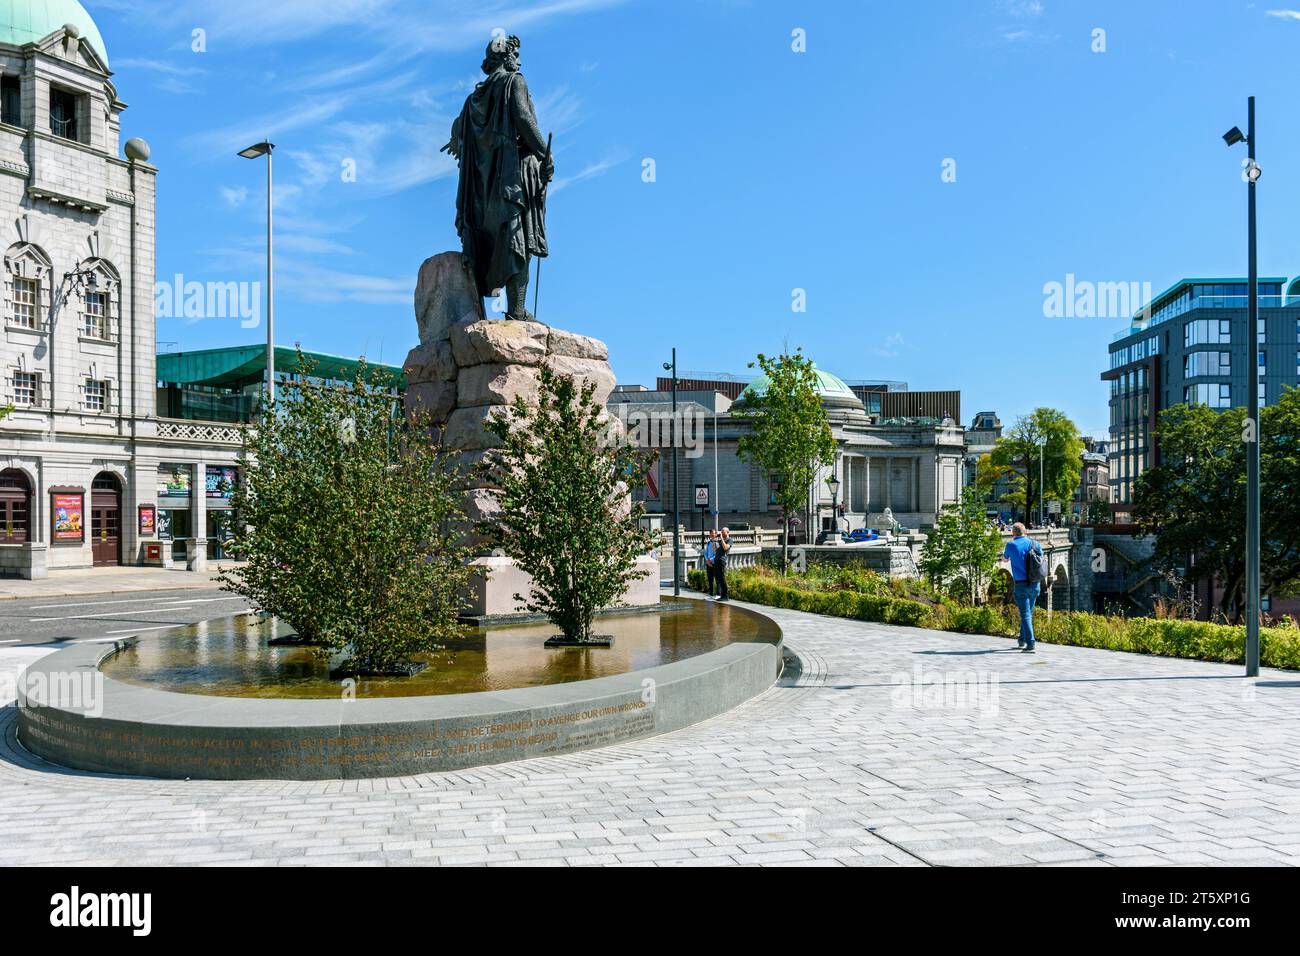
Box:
[74, 258, 120, 342]
[4, 242, 52, 331]
[0, 469, 32, 543]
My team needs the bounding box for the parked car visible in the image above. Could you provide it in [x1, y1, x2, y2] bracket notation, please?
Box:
[815, 530, 851, 545]
[847, 527, 879, 542]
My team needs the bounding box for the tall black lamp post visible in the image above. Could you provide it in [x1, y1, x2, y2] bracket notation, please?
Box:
[663, 349, 680, 596]
[238, 140, 276, 402]
[827, 471, 841, 537]
[1224, 97, 1262, 677]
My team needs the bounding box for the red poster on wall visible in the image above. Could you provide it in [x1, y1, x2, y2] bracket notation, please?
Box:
[52, 493, 84, 542]
[139, 504, 156, 536]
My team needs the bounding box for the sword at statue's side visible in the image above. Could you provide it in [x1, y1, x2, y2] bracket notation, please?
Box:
[533, 132, 552, 322]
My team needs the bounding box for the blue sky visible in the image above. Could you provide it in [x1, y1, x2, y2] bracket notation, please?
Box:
[85, 0, 1300, 436]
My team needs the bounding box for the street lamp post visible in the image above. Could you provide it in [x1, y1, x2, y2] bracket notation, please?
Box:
[239, 141, 276, 403]
[1224, 99, 1262, 677]
[827, 471, 841, 537]
[662, 349, 680, 596]
[1039, 436, 1046, 529]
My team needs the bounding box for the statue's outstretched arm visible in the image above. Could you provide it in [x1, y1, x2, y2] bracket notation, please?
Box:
[441, 115, 463, 160]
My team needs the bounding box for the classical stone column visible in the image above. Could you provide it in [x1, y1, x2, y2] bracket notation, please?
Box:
[188, 461, 207, 572]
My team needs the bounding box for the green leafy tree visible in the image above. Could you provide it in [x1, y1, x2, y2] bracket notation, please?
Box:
[480, 365, 657, 644]
[986, 408, 1084, 522]
[918, 486, 1005, 605]
[974, 452, 1016, 510]
[1133, 386, 1300, 622]
[220, 356, 471, 671]
[734, 349, 836, 570]
[1085, 493, 1111, 526]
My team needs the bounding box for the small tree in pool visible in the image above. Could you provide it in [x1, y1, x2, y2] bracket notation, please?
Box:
[480, 365, 657, 644]
[219, 354, 471, 673]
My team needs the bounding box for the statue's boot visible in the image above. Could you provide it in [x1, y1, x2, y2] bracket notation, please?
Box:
[504, 272, 538, 324]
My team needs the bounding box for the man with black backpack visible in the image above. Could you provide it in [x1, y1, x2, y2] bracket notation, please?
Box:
[1004, 522, 1045, 653]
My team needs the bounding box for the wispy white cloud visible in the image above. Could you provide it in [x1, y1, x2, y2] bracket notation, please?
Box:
[874, 333, 905, 358]
[114, 57, 206, 76]
[97, 0, 628, 51]
[1000, 0, 1044, 15]
[994, 0, 1055, 42]
[550, 154, 622, 194]
[113, 57, 207, 93]
[131, 0, 627, 321]
[279, 262, 412, 305]
[183, 70, 418, 156]
[1265, 9, 1300, 20]
[198, 238, 405, 305]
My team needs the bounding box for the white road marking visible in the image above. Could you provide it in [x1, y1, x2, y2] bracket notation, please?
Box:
[28, 596, 247, 623]
[101, 624, 189, 636]
[28, 595, 217, 611]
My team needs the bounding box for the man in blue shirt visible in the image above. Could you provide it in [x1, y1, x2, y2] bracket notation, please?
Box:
[1003, 522, 1043, 653]
[702, 530, 718, 597]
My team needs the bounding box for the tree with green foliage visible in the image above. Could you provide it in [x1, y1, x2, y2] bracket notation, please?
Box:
[480, 365, 657, 644]
[974, 452, 1016, 508]
[985, 408, 1084, 523]
[220, 355, 471, 672]
[918, 486, 1005, 605]
[1133, 385, 1300, 623]
[1085, 493, 1111, 527]
[734, 349, 836, 570]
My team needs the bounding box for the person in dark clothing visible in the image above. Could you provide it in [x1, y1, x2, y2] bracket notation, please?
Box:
[442, 34, 554, 322]
[714, 527, 732, 601]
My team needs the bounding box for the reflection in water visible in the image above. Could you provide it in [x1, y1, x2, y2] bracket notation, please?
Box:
[101, 598, 779, 699]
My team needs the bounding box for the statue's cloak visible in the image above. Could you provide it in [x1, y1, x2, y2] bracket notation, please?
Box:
[449, 71, 548, 297]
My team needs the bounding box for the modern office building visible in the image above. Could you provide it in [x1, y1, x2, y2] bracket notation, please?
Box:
[1102, 276, 1300, 521]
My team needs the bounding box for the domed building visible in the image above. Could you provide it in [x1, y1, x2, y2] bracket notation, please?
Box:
[0, 2, 171, 576]
[609, 360, 967, 544]
[734, 363, 872, 427]
[0, 1, 110, 64]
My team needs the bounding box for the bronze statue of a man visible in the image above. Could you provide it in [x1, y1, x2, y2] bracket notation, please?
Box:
[443, 35, 554, 322]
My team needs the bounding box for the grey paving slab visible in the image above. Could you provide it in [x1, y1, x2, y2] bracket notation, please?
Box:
[1, 594, 1299, 866]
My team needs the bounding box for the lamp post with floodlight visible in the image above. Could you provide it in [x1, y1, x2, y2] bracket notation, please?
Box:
[1223, 100, 1262, 677]
[239, 141, 276, 403]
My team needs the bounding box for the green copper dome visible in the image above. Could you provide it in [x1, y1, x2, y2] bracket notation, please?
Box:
[740, 363, 863, 408]
[0, 0, 107, 65]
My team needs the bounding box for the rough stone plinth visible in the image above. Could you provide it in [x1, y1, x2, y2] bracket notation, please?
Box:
[450, 318, 549, 368]
[403, 251, 653, 617]
[456, 363, 542, 408]
[414, 252, 483, 344]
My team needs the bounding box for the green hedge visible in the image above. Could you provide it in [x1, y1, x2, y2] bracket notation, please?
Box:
[688, 567, 937, 628]
[685, 567, 1300, 670]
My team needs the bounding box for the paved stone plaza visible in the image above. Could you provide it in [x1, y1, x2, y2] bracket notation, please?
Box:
[2, 595, 1298, 866]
